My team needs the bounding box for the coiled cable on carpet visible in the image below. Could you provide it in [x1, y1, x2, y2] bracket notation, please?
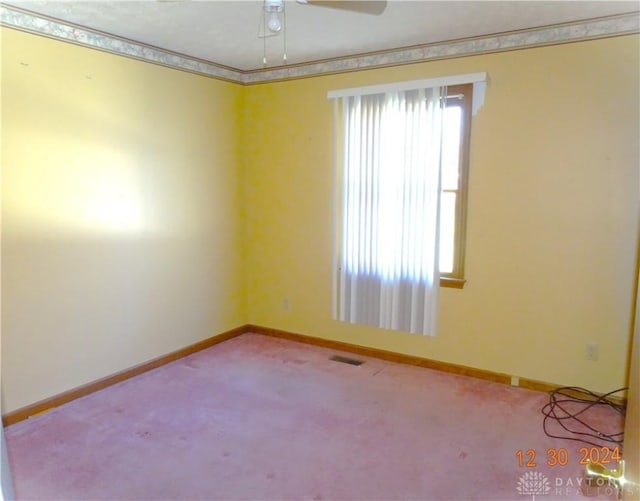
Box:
[541, 386, 627, 448]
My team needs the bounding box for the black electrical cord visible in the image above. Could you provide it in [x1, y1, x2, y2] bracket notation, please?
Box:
[541, 386, 627, 448]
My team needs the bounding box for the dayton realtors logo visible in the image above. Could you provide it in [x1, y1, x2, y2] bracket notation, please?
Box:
[516, 472, 630, 499]
[516, 471, 551, 500]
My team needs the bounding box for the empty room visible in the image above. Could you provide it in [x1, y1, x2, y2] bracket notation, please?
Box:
[1, 1, 639, 500]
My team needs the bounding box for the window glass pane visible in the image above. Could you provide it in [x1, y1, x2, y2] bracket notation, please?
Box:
[439, 192, 456, 274]
[442, 106, 461, 191]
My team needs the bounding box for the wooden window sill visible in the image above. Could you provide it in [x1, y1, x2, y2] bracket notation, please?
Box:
[440, 277, 466, 289]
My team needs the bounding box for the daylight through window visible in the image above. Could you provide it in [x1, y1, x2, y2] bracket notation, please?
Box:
[329, 73, 484, 334]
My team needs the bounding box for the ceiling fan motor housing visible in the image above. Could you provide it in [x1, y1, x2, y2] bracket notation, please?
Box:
[265, 0, 283, 13]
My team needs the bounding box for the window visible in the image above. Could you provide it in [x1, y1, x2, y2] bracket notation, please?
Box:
[439, 84, 472, 287]
[329, 73, 485, 335]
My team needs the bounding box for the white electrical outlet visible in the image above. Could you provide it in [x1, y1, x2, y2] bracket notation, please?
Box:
[510, 376, 520, 386]
[586, 342, 599, 361]
[282, 297, 290, 311]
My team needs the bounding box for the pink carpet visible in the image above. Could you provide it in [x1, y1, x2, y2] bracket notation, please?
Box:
[5, 333, 623, 500]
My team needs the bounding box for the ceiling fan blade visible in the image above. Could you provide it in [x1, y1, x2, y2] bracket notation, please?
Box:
[298, 0, 387, 16]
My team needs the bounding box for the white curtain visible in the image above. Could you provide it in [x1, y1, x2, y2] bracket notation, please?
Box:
[337, 87, 445, 335]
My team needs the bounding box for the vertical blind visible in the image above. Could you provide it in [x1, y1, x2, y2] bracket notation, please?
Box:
[336, 87, 445, 335]
[329, 73, 486, 336]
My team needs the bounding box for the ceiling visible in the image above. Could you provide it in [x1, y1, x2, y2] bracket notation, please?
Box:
[4, 1, 639, 72]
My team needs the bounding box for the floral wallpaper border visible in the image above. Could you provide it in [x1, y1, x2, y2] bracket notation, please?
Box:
[245, 12, 640, 83]
[1, 4, 638, 85]
[0, 5, 244, 82]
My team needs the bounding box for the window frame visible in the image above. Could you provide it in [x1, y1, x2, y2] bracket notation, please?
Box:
[440, 83, 472, 289]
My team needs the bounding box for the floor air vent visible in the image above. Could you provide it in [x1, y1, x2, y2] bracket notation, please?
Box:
[330, 355, 364, 366]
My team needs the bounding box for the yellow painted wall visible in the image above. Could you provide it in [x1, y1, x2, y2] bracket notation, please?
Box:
[243, 35, 640, 394]
[1, 28, 246, 412]
[2, 28, 638, 413]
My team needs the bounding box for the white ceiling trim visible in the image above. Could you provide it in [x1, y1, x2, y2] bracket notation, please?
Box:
[1, 5, 638, 85]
